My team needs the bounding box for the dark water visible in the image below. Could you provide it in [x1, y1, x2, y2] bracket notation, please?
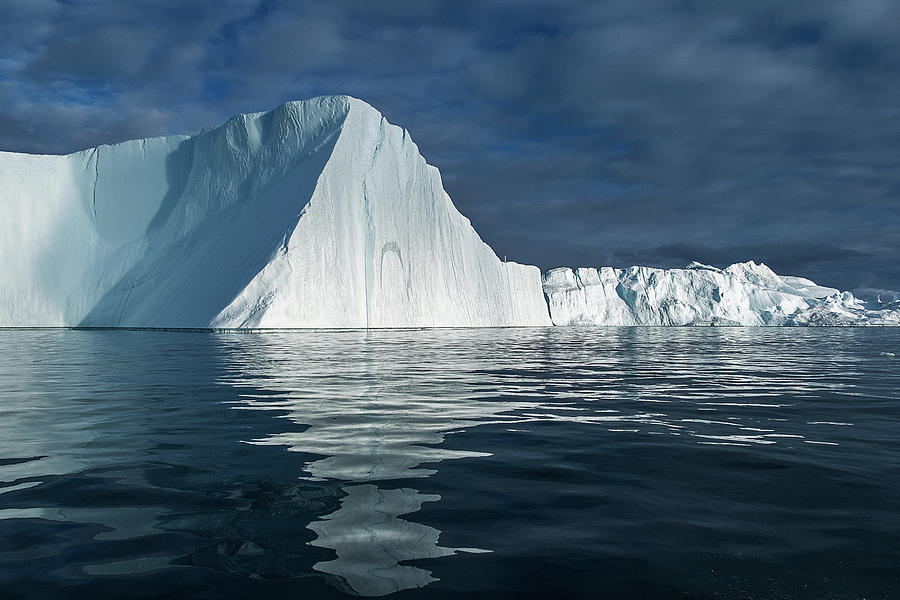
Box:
[1, 328, 898, 599]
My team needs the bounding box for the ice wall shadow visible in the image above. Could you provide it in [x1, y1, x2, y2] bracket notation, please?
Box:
[79, 108, 344, 327]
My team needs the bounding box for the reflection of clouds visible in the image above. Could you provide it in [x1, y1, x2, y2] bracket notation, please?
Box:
[0, 504, 163, 540]
[0, 332, 181, 578]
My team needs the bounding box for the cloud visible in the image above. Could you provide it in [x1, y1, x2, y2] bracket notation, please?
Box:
[0, 0, 897, 290]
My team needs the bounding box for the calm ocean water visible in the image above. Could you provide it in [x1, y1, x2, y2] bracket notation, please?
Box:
[0, 327, 898, 599]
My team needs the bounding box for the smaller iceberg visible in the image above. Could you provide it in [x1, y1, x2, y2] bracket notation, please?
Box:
[542, 261, 900, 326]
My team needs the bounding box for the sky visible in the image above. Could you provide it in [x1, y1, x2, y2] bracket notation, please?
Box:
[1, 0, 898, 296]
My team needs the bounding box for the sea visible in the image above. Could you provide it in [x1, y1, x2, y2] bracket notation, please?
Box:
[0, 327, 898, 599]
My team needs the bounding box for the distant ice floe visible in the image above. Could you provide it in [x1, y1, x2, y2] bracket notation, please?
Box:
[543, 260, 900, 326]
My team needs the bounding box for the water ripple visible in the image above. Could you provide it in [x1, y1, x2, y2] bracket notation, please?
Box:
[0, 327, 898, 598]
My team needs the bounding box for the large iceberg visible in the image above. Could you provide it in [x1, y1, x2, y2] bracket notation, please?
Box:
[543, 261, 900, 326]
[0, 96, 550, 328]
[1, 95, 896, 329]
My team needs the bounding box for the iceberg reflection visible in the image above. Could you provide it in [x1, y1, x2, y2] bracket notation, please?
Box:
[218, 328, 859, 595]
[307, 485, 453, 596]
[220, 331, 528, 595]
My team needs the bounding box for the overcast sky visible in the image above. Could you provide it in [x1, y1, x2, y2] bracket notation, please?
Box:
[1, 0, 898, 294]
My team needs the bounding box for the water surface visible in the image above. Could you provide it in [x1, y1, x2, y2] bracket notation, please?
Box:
[1, 328, 898, 598]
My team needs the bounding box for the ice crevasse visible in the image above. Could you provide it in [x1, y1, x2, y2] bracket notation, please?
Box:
[0, 95, 551, 328]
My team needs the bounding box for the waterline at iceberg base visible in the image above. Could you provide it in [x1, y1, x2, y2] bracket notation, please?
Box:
[0, 95, 896, 328]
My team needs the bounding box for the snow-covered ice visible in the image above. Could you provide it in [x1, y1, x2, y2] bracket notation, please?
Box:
[542, 261, 900, 326]
[0, 96, 550, 328]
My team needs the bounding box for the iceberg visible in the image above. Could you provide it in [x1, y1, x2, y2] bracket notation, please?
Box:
[0, 96, 550, 328]
[542, 261, 900, 326]
[1, 94, 895, 329]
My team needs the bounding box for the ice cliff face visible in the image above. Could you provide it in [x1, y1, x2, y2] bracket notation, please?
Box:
[0, 96, 551, 328]
[543, 261, 900, 326]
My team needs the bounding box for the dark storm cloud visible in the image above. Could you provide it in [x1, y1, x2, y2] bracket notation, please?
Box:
[0, 0, 897, 290]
